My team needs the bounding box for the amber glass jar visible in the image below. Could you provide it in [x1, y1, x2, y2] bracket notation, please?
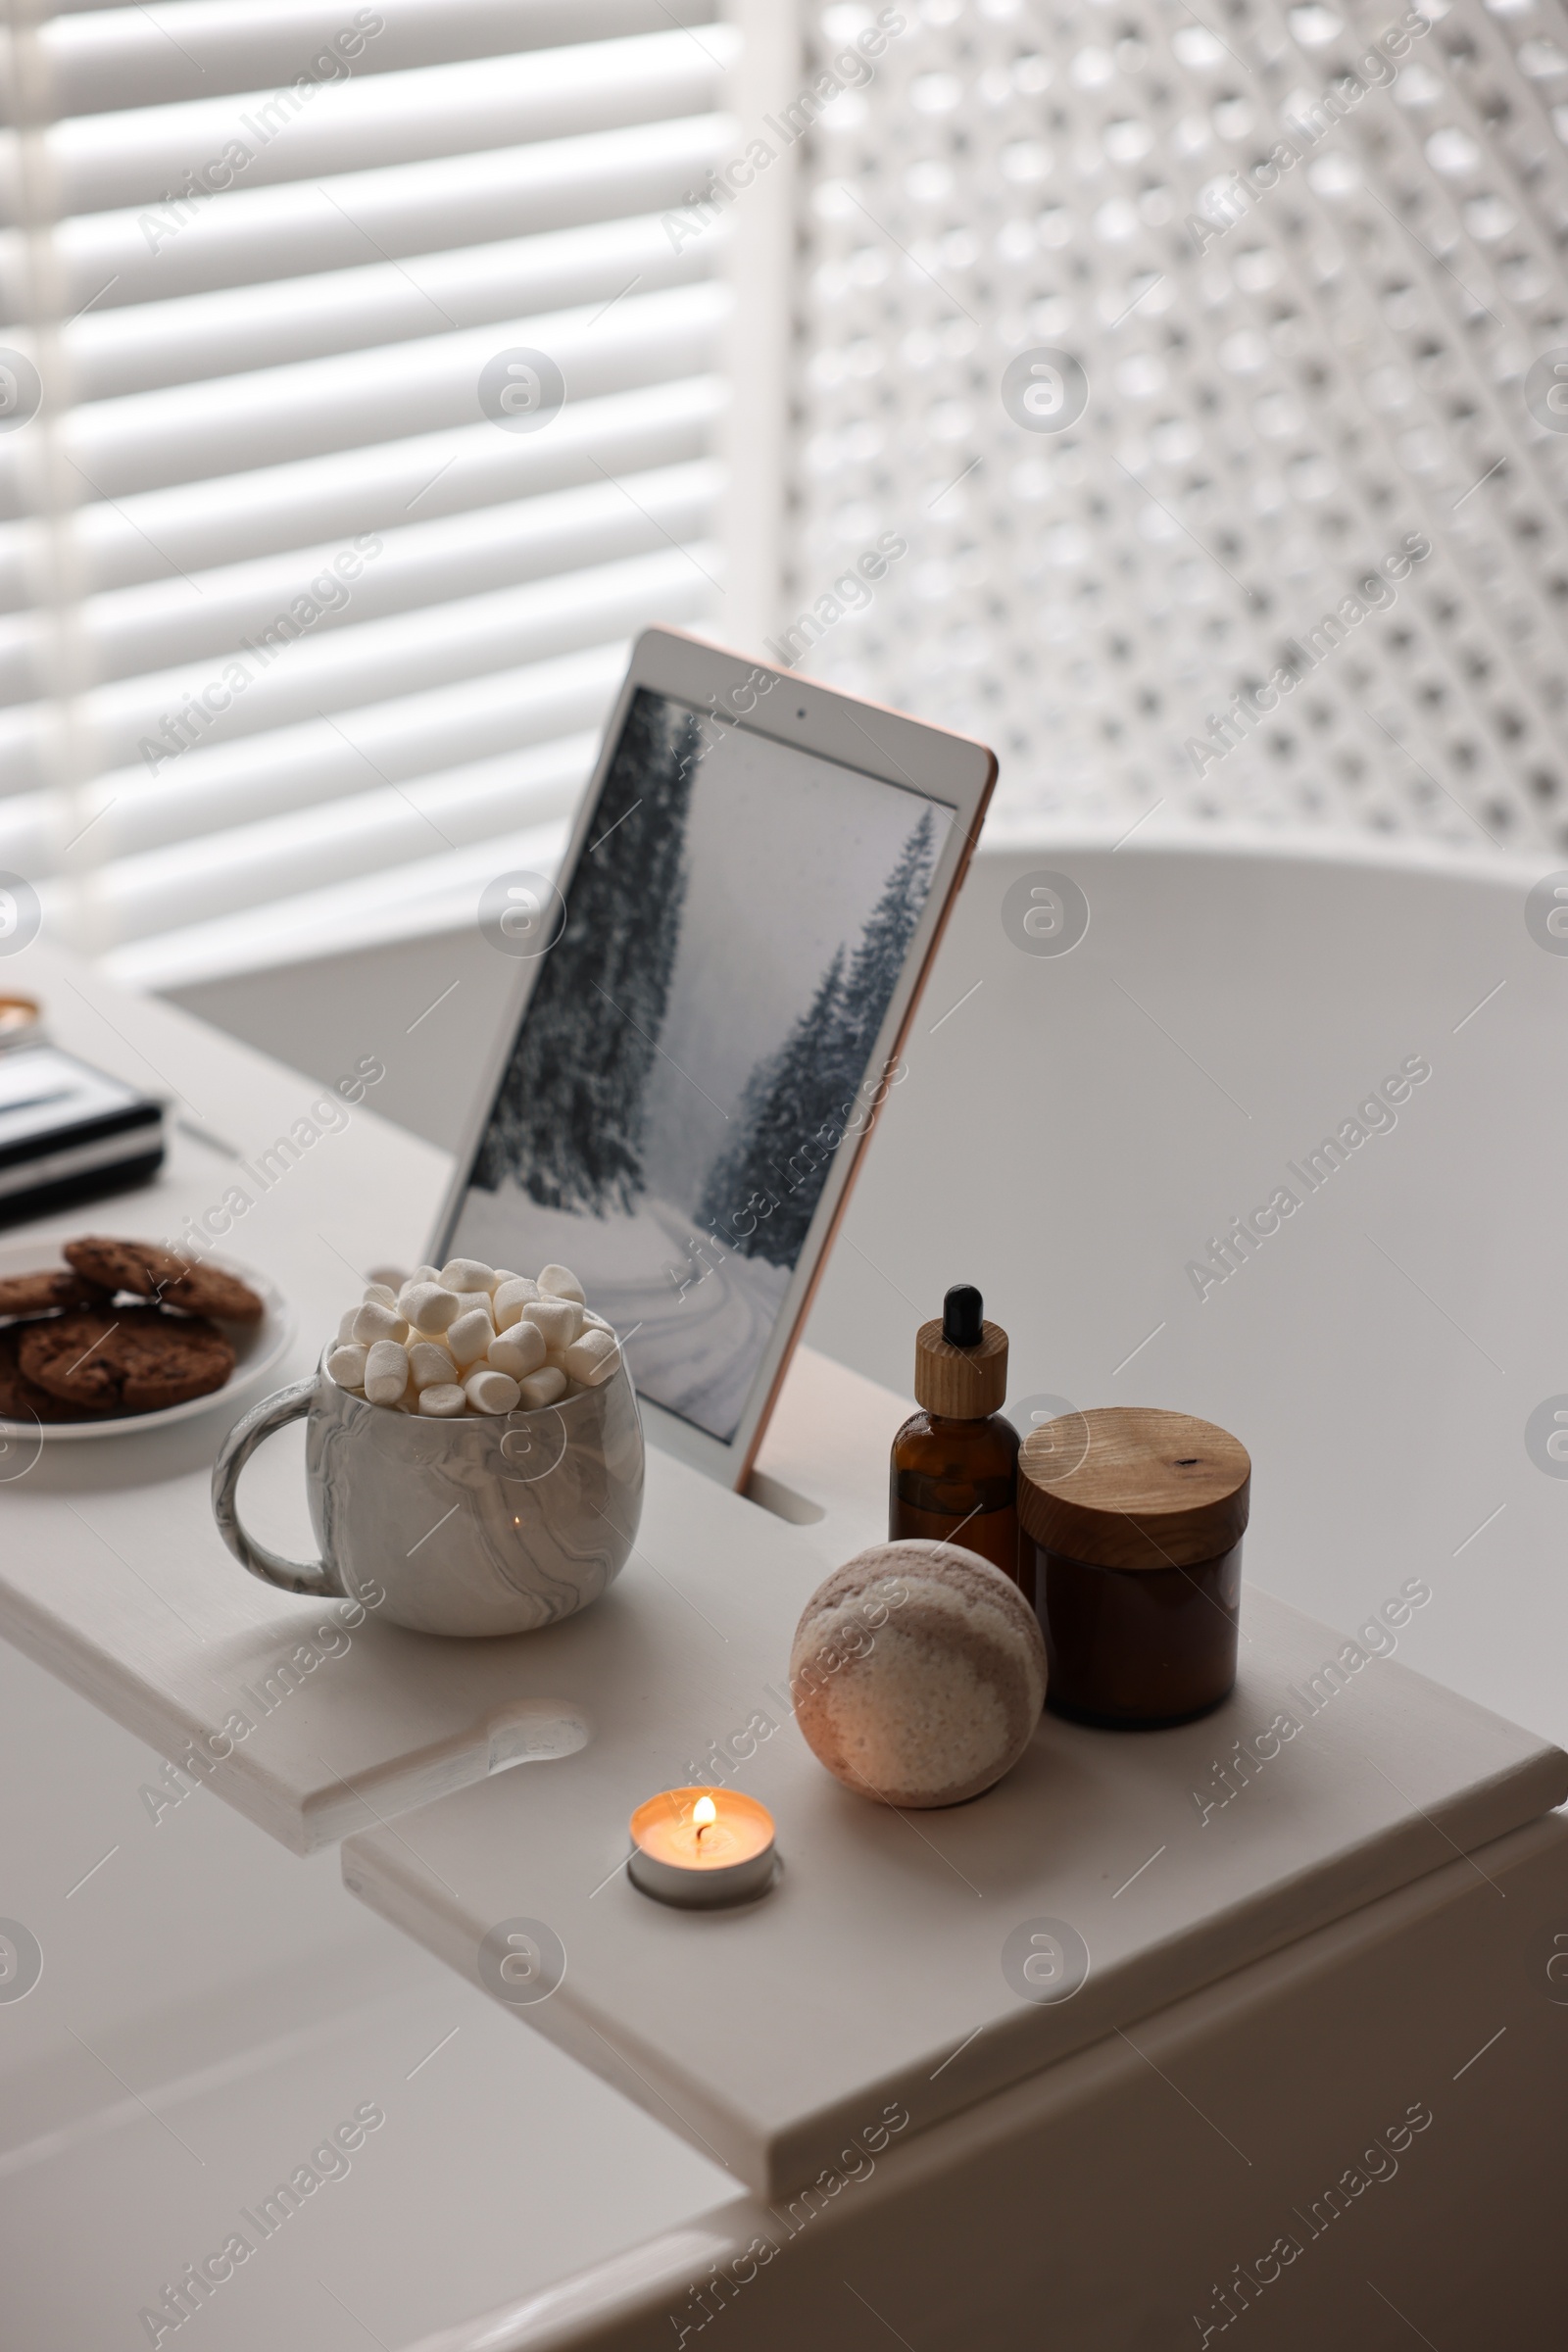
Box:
[890, 1285, 1020, 1585]
[1016, 1406, 1250, 1728]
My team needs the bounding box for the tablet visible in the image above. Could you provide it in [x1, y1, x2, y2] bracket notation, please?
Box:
[432, 625, 997, 1489]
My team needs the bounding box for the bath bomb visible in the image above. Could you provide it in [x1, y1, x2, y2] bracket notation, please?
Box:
[790, 1540, 1047, 1809]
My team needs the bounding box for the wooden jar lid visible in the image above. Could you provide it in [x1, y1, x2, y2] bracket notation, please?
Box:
[1016, 1405, 1250, 1570]
[913, 1318, 1008, 1418]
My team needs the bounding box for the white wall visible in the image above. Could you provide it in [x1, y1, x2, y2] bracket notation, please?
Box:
[166, 924, 520, 1156]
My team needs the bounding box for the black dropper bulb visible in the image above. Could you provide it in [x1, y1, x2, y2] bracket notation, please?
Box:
[943, 1284, 984, 1348]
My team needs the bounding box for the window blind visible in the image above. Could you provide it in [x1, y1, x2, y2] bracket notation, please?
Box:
[787, 0, 1568, 855]
[0, 0, 734, 989]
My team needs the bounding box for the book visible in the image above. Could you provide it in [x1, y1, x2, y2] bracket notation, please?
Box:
[0, 1046, 167, 1224]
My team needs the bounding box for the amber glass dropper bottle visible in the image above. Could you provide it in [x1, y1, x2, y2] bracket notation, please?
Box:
[888, 1285, 1021, 1585]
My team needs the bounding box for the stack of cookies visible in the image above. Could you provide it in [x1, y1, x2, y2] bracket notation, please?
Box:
[0, 1238, 264, 1423]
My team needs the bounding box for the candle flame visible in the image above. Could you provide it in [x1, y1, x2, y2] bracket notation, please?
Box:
[693, 1793, 717, 1840]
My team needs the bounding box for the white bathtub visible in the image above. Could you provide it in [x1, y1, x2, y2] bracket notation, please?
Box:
[2, 837, 1560, 2348]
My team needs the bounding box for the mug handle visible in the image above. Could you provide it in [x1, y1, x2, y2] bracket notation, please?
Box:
[211, 1375, 343, 1600]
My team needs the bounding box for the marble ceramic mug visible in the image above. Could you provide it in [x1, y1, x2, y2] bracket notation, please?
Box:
[211, 1353, 644, 1637]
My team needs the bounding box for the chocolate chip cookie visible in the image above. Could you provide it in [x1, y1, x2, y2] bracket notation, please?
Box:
[63, 1237, 264, 1324]
[0, 1269, 109, 1319]
[0, 1327, 116, 1423]
[20, 1305, 235, 1412]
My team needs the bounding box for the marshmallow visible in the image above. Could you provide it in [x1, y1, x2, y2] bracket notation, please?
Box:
[364, 1340, 410, 1405]
[354, 1300, 409, 1346]
[522, 1296, 580, 1350]
[465, 1366, 521, 1415]
[417, 1383, 467, 1417]
[441, 1257, 494, 1294]
[446, 1305, 496, 1367]
[492, 1276, 541, 1331]
[408, 1340, 458, 1391]
[324, 1254, 614, 1417]
[488, 1322, 546, 1380]
[565, 1326, 619, 1386]
[402, 1282, 462, 1333]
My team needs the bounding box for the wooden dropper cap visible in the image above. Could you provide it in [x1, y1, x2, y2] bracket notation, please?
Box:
[914, 1284, 1008, 1419]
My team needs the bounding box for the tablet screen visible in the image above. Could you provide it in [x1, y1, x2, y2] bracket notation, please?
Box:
[446, 687, 952, 1443]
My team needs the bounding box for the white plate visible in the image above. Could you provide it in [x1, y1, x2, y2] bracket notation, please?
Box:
[0, 1242, 296, 1441]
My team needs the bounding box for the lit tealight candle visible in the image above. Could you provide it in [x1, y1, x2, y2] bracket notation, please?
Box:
[627, 1786, 778, 1908]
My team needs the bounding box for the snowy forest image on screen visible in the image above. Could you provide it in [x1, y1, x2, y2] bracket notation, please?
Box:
[450, 688, 940, 1441]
